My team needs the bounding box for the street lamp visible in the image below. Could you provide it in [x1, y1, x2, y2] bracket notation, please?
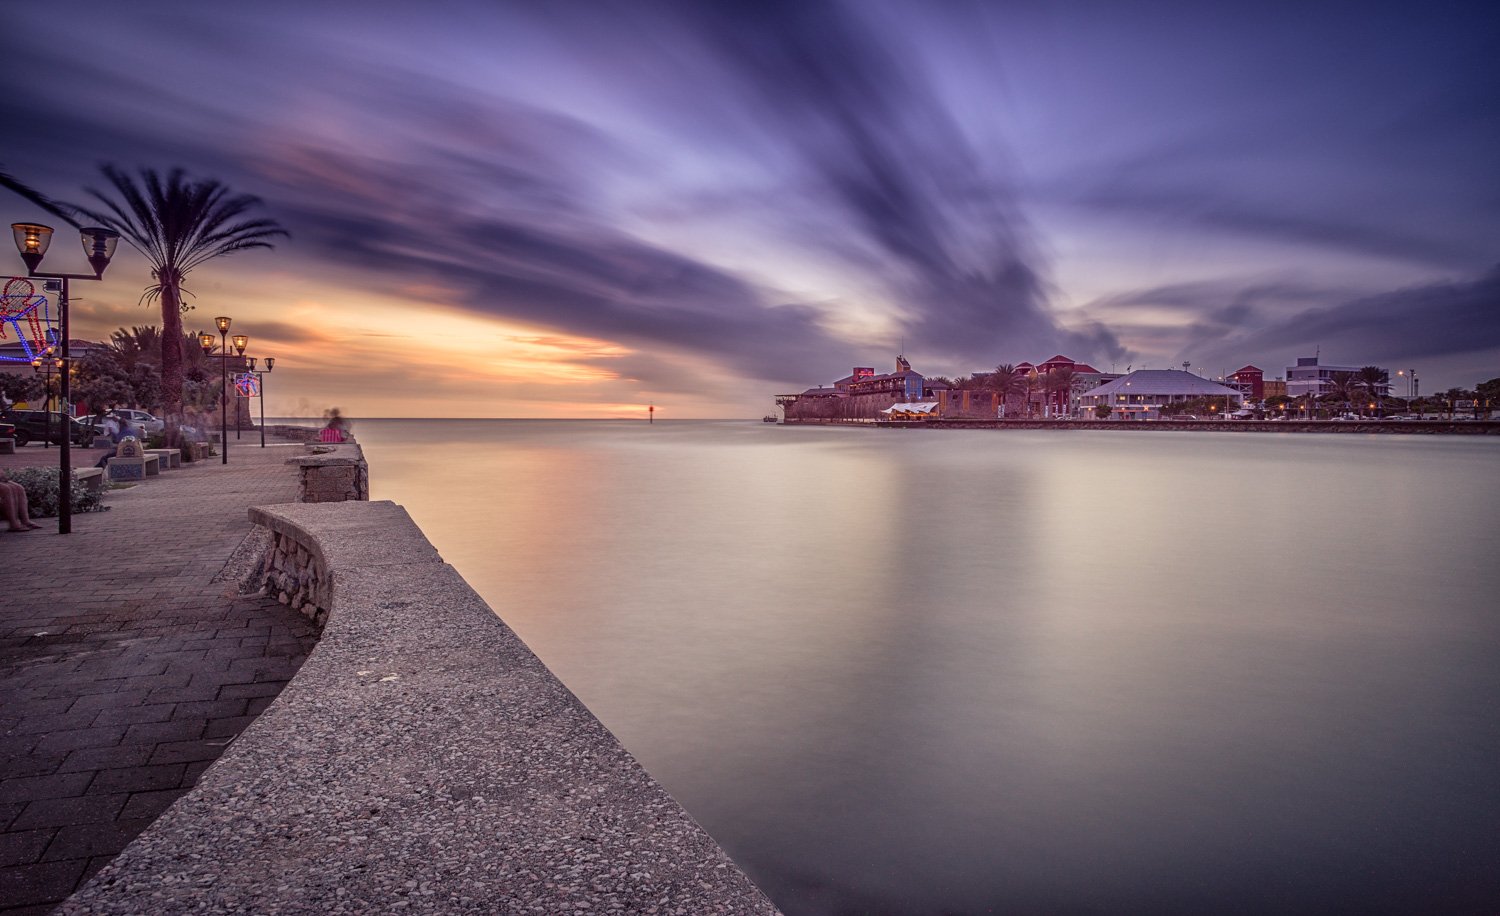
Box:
[10, 222, 120, 534]
[231, 334, 248, 439]
[246, 356, 275, 447]
[29, 340, 63, 449]
[202, 317, 234, 464]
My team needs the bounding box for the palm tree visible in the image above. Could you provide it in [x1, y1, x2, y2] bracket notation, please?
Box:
[109, 325, 165, 373]
[1042, 366, 1076, 416]
[1355, 366, 1389, 414]
[65, 167, 286, 443]
[0, 166, 79, 229]
[1323, 371, 1367, 416]
[990, 364, 1029, 417]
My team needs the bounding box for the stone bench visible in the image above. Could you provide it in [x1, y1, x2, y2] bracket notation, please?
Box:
[0, 437, 13, 455]
[107, 453, 160, 480]
[184, 441, 211, 462]
[72, 467, 104, 493]
[104, 438, 159, 481]
[144, 448, 181, 469]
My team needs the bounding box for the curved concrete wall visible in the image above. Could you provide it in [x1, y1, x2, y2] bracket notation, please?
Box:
[63, 498, 779, 914]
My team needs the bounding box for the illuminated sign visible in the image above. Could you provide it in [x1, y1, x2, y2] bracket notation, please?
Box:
[235, 373, 261, 397]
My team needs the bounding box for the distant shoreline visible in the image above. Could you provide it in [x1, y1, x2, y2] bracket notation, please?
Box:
[782, 418, 1500, 435]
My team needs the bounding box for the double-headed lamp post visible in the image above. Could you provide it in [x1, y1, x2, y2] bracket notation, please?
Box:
[231, 334, 248, 440]
[11, 222, 120, 535]
[246, 356, 275, 447]
[198, 318, 246, 465]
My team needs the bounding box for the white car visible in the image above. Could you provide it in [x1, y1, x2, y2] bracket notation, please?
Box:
[108, 409, 165, 433]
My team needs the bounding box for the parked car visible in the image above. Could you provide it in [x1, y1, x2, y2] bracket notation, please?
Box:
[0, 420, 14, 443]
[108, 408, 164, 433]
[0, 409, 101, 447]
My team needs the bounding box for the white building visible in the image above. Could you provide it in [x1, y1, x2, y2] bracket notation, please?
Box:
[1078, 369, 1243, 419]
[1285, 356, 1389, 399]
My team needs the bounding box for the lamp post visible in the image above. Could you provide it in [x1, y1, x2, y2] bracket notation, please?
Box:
[11, 222, 120, 534]
[30, 341, 62, 449]
[200, 316, 233, 464]
[247, 356, 274, 447]
[231, 334, 248, 439]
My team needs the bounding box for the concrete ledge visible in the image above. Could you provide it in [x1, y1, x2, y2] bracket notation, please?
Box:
[63, 500, 779, 915]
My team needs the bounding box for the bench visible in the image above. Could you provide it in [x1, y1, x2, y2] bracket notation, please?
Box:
[72, 467, 104, 493]
[145, 448, 181, 469]
[105, 437, 155, 481]
[0, 438, 13, 455]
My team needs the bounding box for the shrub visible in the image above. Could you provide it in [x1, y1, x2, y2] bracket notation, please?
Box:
[5, 467, 108, 517]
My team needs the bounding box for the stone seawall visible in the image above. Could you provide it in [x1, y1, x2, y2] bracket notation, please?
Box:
[63, 445, 779, 914]
[288, 439, 370, 502]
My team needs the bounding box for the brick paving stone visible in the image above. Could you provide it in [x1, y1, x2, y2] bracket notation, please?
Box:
[55, 746, 153, 775]
[117, 791, 187, 822]
[120, 720, 208, 746]
[0, 756, 64, 780]
[147, 739, 230, 766]
[31, 728, 125, 757]
[201, 715, 260, 740]
[90, 705, 176, 728]
[84, 766, 185, 796]
[0, 829, 53, 868]
[41, 819, 155, 862]
[0, 804, 25, 832]
[11, 796, 126, 831]
[0, 443, 319, 908]
[0, 773, 93, 805]
[215, 681, 286, 700]
[0, 858, 88, 910]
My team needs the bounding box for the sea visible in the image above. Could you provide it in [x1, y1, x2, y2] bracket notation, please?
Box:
[345, 419, 1499, 914]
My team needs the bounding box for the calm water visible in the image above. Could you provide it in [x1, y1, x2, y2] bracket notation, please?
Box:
[353, 420, 1500, 914]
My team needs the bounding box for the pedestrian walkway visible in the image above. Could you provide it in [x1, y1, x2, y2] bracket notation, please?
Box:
[0, 441, 318, 913]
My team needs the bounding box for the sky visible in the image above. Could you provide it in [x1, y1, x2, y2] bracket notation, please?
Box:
[3, 0, 1497, 417]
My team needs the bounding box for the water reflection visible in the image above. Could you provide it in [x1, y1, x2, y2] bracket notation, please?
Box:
[360, 421, 1500, 914]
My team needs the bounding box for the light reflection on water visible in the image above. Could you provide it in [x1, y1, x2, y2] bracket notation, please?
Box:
[357, 420, 1500, 914]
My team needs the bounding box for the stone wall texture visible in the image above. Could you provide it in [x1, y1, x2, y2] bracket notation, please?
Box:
[288, 439, 369, 502]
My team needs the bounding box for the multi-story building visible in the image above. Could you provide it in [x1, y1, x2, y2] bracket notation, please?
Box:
[1226, 366, 1264, 400]
[1286, 357, 1389, 399]
[1024, 355, 1112, 417]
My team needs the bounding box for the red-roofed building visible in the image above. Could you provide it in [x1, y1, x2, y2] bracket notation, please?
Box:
[1227, 365, 1264, 400]
[1017, 355, 1120, 416]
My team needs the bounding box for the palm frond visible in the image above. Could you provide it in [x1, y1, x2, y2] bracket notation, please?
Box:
[0, 166, 81, 228]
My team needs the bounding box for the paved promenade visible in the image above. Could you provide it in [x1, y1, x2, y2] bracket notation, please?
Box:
[0, 441, 318, 913]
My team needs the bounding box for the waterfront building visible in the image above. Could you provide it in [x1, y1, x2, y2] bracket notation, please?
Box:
[1024, 355, 1111, 417]
[1263, 379, 1287, 400]
[1286, 356, 1390, 399]
[779, 356, 948, 422]
[1226, 366, 1265, 400]
[1078, 369, 1244, 419]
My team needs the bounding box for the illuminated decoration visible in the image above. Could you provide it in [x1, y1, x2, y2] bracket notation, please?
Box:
[235, 372, 261, 398]
[0, 277, 57, 363]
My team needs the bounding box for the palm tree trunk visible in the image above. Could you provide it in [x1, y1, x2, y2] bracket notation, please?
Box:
[159, 276, 185, 447]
